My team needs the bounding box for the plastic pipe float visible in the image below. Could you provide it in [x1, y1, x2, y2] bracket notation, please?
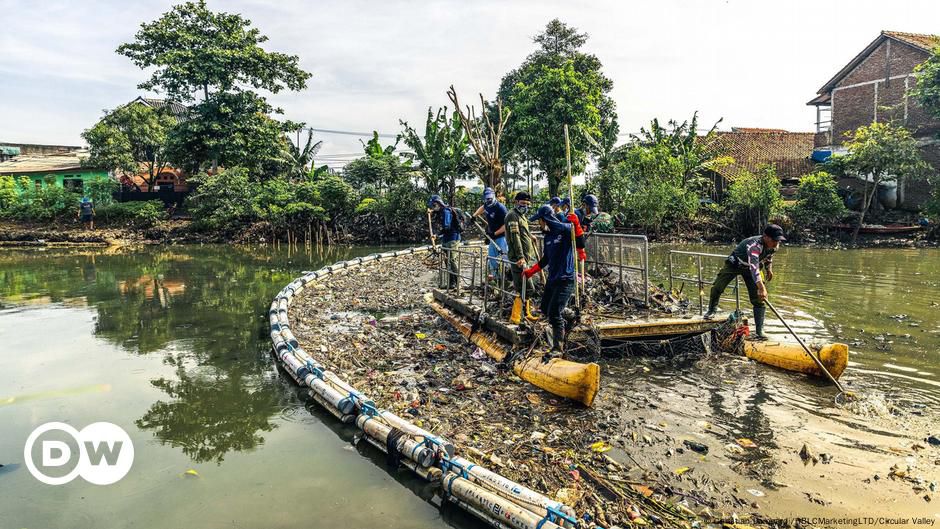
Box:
[268, 246, 587, 529]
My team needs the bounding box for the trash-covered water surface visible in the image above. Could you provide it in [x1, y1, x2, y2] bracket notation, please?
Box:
[290, 252, 940, 528]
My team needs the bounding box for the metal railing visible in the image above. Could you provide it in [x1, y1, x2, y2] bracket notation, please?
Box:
[586, 233, 650, 306]
[666, 250, 740, 315]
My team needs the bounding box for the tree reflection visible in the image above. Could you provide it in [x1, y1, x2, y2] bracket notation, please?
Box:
[136, 356, 281, 464]
[0, 244, 372, 465]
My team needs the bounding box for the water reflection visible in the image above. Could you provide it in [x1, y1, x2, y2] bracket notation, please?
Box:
[0, 245, 369, 465]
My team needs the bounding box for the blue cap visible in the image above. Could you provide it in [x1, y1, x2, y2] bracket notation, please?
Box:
[482, 187, 495, 204]
[548, 196, 561, 206]
[582, 194, 599, 215]
[427, 195, 444, 208]
[561, 197, 572, 207]
[528, 204, 556, 223]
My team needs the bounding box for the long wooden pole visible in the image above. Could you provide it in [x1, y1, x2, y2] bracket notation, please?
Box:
[765, 300, 849, 394]
[564, 125, 579, 307]
[427, 210, 438, 252]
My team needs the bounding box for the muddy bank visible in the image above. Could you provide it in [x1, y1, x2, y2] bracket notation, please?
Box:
[287, 251, 940, 529]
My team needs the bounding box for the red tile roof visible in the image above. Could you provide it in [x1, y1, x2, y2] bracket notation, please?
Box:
[709, 130, 816, 181]
[883, 31, 940, 52]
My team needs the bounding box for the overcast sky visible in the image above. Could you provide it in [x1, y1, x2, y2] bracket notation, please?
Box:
[2, 0, 939, 167]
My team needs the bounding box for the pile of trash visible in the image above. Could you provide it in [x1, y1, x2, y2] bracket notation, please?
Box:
[288, 253, 788, 528]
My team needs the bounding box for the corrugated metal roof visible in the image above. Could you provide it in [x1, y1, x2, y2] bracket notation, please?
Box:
[0, 151, 99, 174]
[130, 97, 189, 120]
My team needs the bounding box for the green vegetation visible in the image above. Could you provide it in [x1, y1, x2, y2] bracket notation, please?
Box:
[23, 5, 934, 244]
[117, 0, 309, 175]
[834, 122, 929, 243]
[723, 166, 784, 237]
[82, 103, 176, 190]
[789, 171, 847, 229]
[500, 19, 617, 196]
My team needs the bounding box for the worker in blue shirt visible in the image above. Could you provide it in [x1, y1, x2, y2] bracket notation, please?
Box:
[428, 195, 462, 289]
[523, 205, 575, 354]
[473, 187, 508, 280]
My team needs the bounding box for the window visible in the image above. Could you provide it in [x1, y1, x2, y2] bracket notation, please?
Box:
[63, 178, 84, 193]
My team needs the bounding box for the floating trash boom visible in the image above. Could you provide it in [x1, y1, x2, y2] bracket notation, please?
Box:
[269, 246, 585, 529]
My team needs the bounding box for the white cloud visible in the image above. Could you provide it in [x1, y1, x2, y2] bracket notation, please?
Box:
[2, 0, 940, 159]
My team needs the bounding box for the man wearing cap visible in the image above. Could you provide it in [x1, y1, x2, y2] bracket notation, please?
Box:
[703, 224, 787, 340]
[505, 191, 535, 295]
[428, 195, 461, 289]
[473, 187, 508, 280]
[523, 205, 576, 354]
[557, 197, 587, 264]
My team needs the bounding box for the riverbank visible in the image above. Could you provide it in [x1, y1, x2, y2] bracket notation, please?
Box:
[286, 251, 939, 528]
[2, 219, 938, 250]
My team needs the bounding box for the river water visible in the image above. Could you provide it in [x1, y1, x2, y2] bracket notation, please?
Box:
[0, 243, 937, 528]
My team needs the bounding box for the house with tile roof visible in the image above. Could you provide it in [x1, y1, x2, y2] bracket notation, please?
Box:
[703, 128, 816, 198]
[807, 30, 940, 209]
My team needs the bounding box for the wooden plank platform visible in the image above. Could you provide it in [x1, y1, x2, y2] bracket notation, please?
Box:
[433, 289, 719, 342]
[593, 317, 719, 338]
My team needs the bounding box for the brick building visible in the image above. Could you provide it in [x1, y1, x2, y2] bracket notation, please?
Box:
[807, 31, 940, 209]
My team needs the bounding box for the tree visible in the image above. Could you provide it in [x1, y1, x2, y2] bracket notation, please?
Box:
[499, 19, 618, 196]
[400, 107, 470, 200]
[632, 112, 729, 195]
[447, 87, 510, 195]
[342, 132, 412, 194]
[723, 165, 784, 237]
[911, 44, 940, 118]
[82, 103, 176, 190]
[839, 121, 929, 244]
[118, 1, 311, 174]
[789, 171, 846, 229]
[284, 129, 323, 180]
[117, 0, 309, 103]
[165, 91, 295, 177]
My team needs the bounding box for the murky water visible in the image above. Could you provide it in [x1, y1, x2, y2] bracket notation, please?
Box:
[0, 243, 938, 528]
[652, 244, 940, 410]
[0, 245, 479, 529]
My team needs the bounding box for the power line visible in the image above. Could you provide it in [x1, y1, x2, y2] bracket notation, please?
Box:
[305, 127, 398, 139]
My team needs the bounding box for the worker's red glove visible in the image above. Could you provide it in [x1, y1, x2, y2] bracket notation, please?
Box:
[523, 264, 541, 278]
[577, 248, 587, 262]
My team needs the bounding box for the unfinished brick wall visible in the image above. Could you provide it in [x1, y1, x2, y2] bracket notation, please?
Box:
[831, 40, 940, 144]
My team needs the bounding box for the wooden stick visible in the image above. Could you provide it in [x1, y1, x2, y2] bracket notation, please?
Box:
[564, 124, 579, 307]
[765, 299, 849, 394]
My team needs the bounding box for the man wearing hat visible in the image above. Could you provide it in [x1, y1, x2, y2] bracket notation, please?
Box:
[703, 224, 787, 340]
[505, 191, 535, 295]
[473, 187, 508, 280]
[428, 194, 461, 289]
[523, 204, 576, 354]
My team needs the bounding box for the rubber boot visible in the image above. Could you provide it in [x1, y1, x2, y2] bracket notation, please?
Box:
[703, 305, 718, 320]
[549, 325, 565, 357]
[752, 305, 768, 341]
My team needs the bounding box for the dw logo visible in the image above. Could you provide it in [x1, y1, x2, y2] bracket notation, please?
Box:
[24, 422, 134, 485]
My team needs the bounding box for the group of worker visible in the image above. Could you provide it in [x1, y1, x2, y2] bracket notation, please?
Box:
[429, 189, 787, 348]
[428, 189, 604, 353]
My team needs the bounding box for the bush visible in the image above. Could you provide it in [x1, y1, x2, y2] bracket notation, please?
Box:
[619, 178, 698, 234]
[84, 177, 119, 207]
[355, 197, 378, 214]
[789, 171, 846, 228]
[186, 167, 256, 232]
[1, 176, 79, 221]
[97, 200, 167, 227]
[723, 166, 783, 236]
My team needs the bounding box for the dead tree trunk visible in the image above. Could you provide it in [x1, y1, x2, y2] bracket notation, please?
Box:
[447, 86, 510, 195]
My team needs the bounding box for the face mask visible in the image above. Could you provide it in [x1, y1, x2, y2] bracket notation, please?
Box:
[516, 205, 529, 214]
[484, 198, 495, 206]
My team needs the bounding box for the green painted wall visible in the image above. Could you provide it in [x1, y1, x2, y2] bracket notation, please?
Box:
[23, 169, 110, 193]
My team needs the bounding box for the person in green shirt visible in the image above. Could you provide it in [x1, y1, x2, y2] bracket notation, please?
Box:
[505, 191, 535, 294]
